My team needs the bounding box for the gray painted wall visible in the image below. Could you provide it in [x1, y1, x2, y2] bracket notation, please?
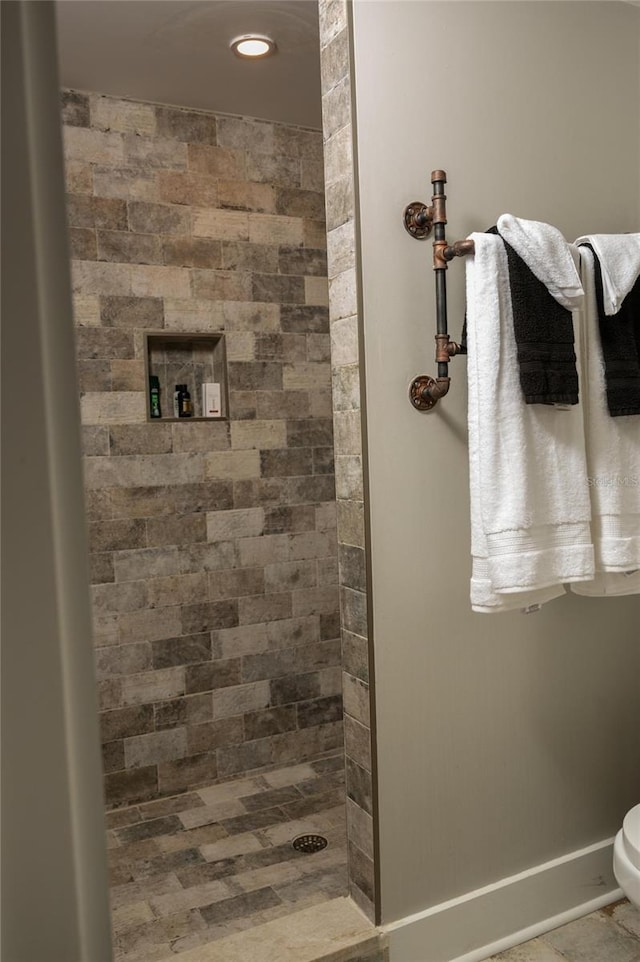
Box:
[1, 2, 112, 958]
[350, 0, 640, 925]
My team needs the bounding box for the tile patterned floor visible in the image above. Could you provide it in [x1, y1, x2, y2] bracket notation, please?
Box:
[105, 755, 347, 962]
[489, 899, 640, 962]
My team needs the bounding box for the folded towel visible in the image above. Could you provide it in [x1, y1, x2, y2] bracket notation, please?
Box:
[466, 233, 594, 611]
[574, 233, 640, 315]
[466, 265, 565, 612]
[492, 219, 581, 405]
[580, 243, 640, 417]
[569, 245, 640, 598]
[498, 215, 584, 310]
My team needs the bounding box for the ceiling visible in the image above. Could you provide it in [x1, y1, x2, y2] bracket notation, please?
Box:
[55, 0, 323, 129]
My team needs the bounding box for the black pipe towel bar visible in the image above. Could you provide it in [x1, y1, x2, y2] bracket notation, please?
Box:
[403, 170, 474, 410]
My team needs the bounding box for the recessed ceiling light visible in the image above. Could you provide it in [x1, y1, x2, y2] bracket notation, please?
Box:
[230, 35, 277, 59]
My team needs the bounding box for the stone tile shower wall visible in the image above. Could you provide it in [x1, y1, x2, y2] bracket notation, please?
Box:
[62, 90, 343, 810]
[319, 1, 377, 923]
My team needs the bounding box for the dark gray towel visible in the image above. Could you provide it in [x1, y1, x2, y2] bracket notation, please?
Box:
[460, 228, 579, 405]
[497, 230, 579, 405]
[584, 244, 640, 417]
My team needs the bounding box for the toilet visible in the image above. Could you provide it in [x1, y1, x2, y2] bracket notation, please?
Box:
[613, 804, 640, 909]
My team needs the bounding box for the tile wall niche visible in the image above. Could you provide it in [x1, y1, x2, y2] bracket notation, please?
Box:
[318, 1, 378, 923]
[62, 89, 343, 810]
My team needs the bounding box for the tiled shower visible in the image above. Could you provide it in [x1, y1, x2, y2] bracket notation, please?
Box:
[62, 10, 375, 945]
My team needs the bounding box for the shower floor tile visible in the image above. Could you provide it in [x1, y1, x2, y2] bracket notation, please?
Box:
[106, 755, 347, 961]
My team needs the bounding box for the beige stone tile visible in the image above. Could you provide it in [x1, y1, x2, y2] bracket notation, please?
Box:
[111, 360, 145, 392]
[337, 500, 365, 549]
[193, 208, 249, 241]
[230, 859, 304, 895]
[283, 362, 331, 392]
[123, 133, 188, 169]
[124, 728, 187, 769]
[333, 410, 362, 458]
[179, 799, 247, 831]
[329, 269, 357, 322]
[300, 158, 325, 193]
[335, 455, 364, 501]
[319, 0, 349, 50]
[342, 673, 370, 728]
[71, 260, 132, 295]
[197, 776, 267, 806]
[211, 623, 268, 660]
[91, 95, 157, 136]
[119, 134, 187, 170]
[72, 293, 101, 327]
[65, 160, 93, 195]
[223, 301, 280, 333]
[325, 175, 354, 233]
[212, 681, 271, 720]
[292, 586, 340, 618]
[262, 763, 317, 788]
[147, 572, 208, 609]
[287, 531, 337, 562]
[309, 389, 333, 419]
[130, 264, 190, 298]
[119, 606, 182, 645]
[305, 276, 329, 307]
[157, 170, 219, 207]
[216, 116, 275, 153]
[304, 219, 328, 250]
[191, 269, 252, 303]
[206, 507, 264, 542]
[321, 75, 352, 143]
[149, 878, 235, 919]
[138, 452, 205, 486]
[230, 420, 287, 451]
[114, 545, 181, 583]
[188, 144, 247, 180]
[238, 534, 289, 568]
[344, 714, 371, 772]
[116, 942, 173, 962]
[323, 124, 353, 189]
[63, 125, 124, 165]
[153, 821, 228, 855]
[330, 315, 359, 368]
[327, 220, 355, 279]
[219, 180, 276, 214]
[109, 871, 183, 911]
[205, 450, 260, 481]
[110, 898, 155, 933]
[164, 298, 225, 332]
[198, 828, 265, 862]
[225, 331, 256, 361]
[94, 167, 158, 202]
[121, 667, 185, 706]
[248, 213, 304, 247]
[80, 392, 145, 425]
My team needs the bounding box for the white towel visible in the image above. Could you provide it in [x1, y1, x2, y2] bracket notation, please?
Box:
[570, 245, 640, 598]
[497, 214, 584, 310]
[574, 233, 640, 315]
[466, 233, 594, 612]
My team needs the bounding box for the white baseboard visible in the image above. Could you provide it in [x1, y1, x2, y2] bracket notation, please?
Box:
[384, 837, 622, 962]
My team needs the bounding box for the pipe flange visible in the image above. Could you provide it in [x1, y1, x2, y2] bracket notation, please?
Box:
[409, 375, 439, 411]
[403, 202, 432, 240]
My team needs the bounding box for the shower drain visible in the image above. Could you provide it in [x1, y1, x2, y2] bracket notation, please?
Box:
[292, 833, 328, 854]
